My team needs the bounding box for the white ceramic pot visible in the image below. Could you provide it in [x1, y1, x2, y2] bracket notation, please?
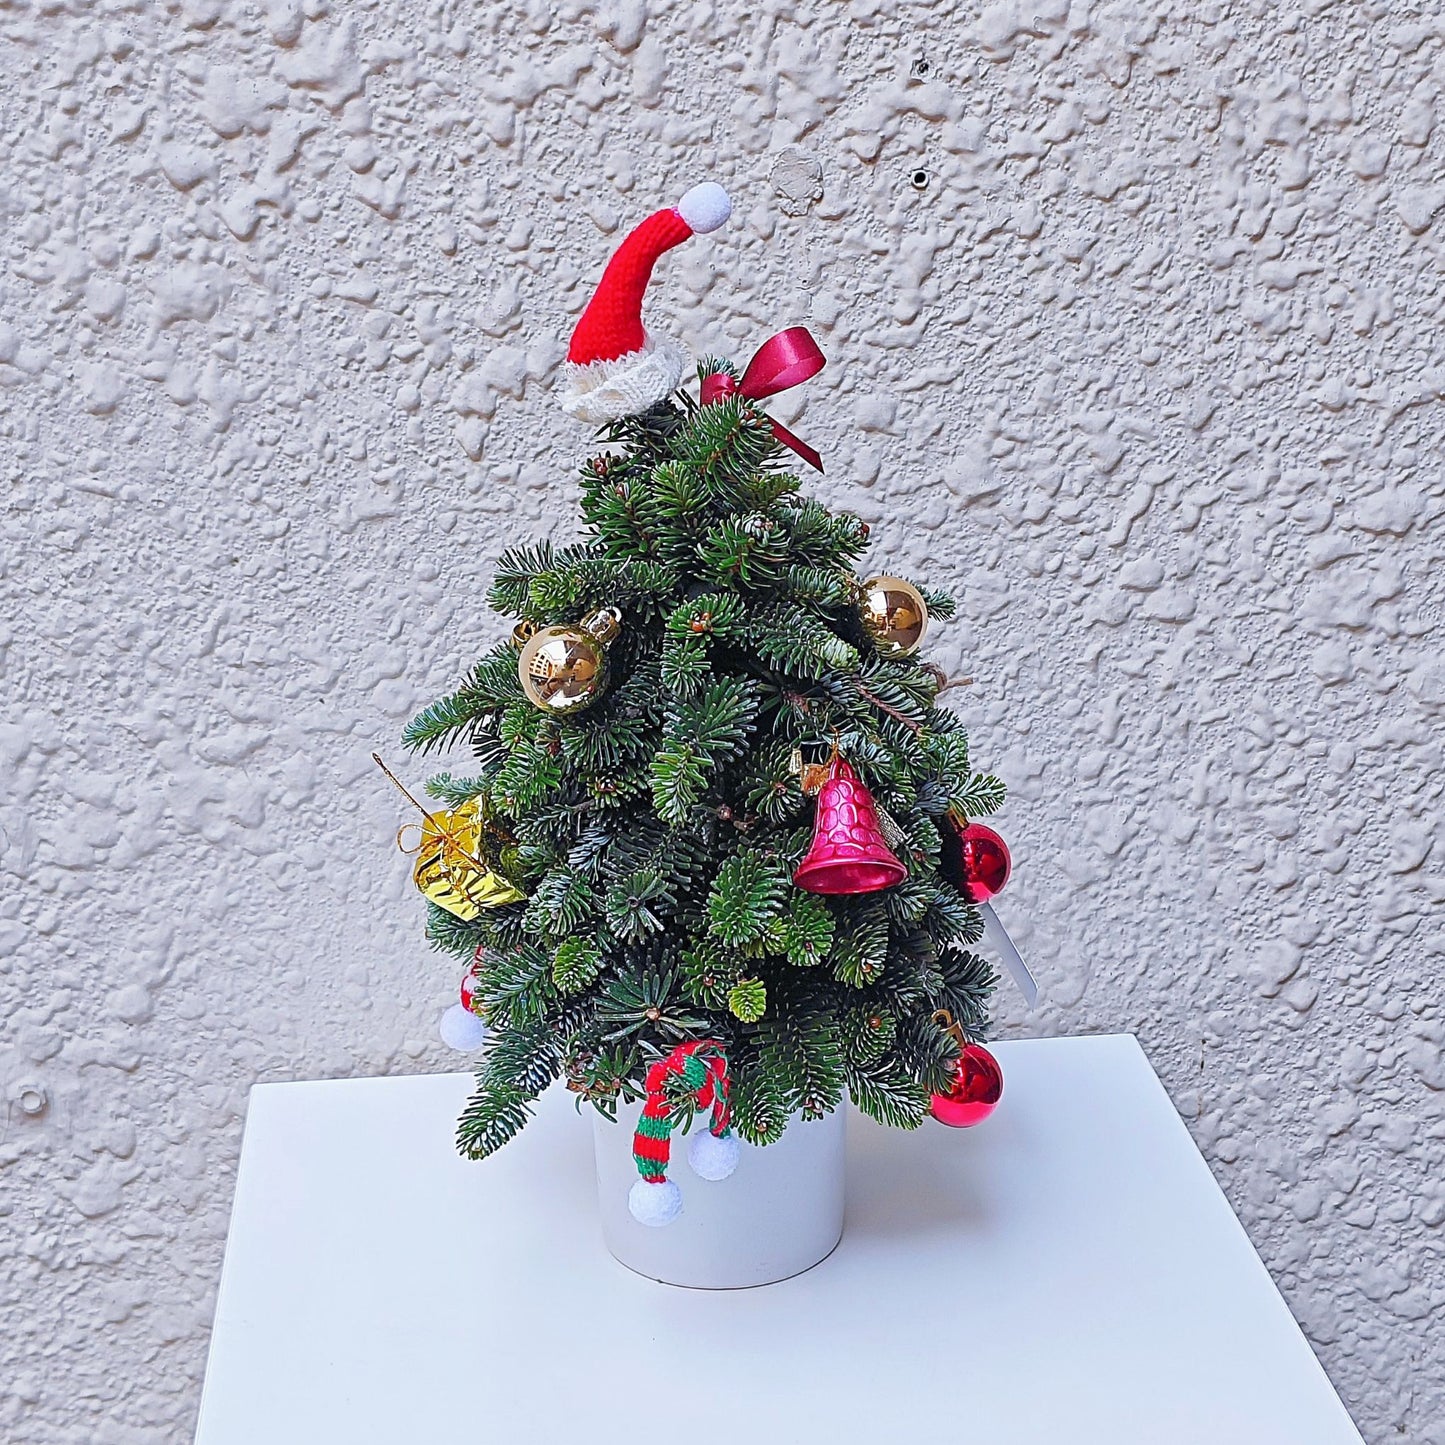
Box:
[592, 1100, 846, 1289]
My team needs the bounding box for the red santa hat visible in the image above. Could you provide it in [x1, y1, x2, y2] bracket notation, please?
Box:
[561, 181, 731, 424]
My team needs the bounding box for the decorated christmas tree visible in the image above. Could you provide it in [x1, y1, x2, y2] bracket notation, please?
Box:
[386, 181, 1023, 1223]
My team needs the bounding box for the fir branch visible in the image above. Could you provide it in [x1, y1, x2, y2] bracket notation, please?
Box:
[650, 678, 760, 825]
[477, 941, 555, 1030]
[598, 399, 686, 459]
[694, 356, 739, 384]
[781, 894, 834, 968]
[895, 1009, 960, 1094]
[707, 848, 788, 947]
[743, 601, 859, 676]
[659, 632, 710, 697]
[403, 688, 488, 754]
[845, 1057, 931, 1130]
[468, 647, 532, 708]
[559, 712, 651, 774]
[730, 1061, 790, 1146]
[727, 976, 768, 1023]
[755, 1008, 845, 1119]
[552, 936, 606, 995]
[781, 564, 856, 606]
[935, 948, 996, 1034]
[492, 738, 564, 812]
[696, 511, 798, 588]
[829, 904, 890, 989]
[918, 585, 958, 621]
[424, 901, 487, 956]
[660, 593, 746, 697]
[487, 541, 558, 616]
[424, 772, 494, 808]
[852, 678, 923, 733]
[596, 966, 707, 1043]
[921, 882, 983, 948]
[523, 868, 598, 937]
[881, 876, 933, 926]
[678, 940, 735, 1011]
[567, 1041, 646, 1113]
[840, 1006, 896, 1066]
[951, 772, 1007, 818]
[664, 592, 744, 639]
[604, 869, 675, 943]
[676, 940, 731, 1010]
[675, 395, 778, 510]
[776, 495, 870, 567]
[456, 1020, 562, 1160]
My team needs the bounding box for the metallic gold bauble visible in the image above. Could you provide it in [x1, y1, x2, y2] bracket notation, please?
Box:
[517, 607, 622, 714]
[409, 799, 525, 919]
[859, 575, 929, 658]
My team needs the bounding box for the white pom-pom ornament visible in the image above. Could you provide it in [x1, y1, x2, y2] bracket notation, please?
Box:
[687, 1128, 741, 1181]
[438, 1003, 487, 1052]
[628, 1178, 683, 1228]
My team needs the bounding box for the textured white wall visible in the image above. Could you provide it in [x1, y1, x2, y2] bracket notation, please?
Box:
[2, 2, 1442, 1440]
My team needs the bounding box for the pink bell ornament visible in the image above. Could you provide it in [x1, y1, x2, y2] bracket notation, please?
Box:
[793, 756, 906, 895]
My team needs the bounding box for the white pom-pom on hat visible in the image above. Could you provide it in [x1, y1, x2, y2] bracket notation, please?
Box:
[628, 1178, 683, 1227]
[675, 181, 731, 234]
[438, 1003, 487, 1052]
[687, 1128, 741, 1181]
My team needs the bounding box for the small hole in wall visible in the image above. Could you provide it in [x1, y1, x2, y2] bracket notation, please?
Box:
[910, 169, 930, 191]
[911, 55, 930, 77]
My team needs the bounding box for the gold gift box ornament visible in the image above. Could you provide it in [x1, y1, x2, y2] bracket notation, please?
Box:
[373, 755, 525, 920]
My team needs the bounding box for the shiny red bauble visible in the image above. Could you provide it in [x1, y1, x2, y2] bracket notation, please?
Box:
[940, 819, 1011, 903]
[929, 1043, 1004, 1127]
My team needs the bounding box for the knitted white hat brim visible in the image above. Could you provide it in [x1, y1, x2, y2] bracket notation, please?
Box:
[560, 333, 687, 424]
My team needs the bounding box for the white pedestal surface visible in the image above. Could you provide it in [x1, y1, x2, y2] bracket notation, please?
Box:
[193, 1035, 1364, 1445]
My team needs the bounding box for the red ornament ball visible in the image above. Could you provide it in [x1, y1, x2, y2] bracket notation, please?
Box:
[930, 1043, 1004, 1128]
[940, 819, 1011, 903]
[460, 970, 480, 1014]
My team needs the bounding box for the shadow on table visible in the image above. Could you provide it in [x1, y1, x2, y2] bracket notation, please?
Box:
[842, 1110, 1025, 1241]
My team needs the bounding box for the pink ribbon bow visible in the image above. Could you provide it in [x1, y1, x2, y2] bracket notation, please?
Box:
[698, 326, 826, 472]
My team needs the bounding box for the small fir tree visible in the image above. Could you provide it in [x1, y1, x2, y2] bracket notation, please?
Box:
[398, 183, 1005, 1159]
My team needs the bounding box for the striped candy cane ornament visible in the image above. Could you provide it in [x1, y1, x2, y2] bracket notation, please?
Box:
[628, 1040, 741, 1227]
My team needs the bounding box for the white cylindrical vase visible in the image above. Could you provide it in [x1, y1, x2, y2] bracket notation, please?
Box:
[592, 1101, 846, 1289]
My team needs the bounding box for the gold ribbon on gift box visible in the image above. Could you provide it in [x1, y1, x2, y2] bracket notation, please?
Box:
[373, 754, 525, 919]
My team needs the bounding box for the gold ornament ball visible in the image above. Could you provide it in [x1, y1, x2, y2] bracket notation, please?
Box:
[860, 575, 929, 657]
[517, 608, 620, 714]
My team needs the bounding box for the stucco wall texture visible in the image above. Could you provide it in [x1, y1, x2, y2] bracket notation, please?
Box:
[2, 1, 1442, 1440]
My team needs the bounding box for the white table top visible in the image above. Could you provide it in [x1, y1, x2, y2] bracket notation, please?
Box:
[194, 1035, 1363, 1445]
